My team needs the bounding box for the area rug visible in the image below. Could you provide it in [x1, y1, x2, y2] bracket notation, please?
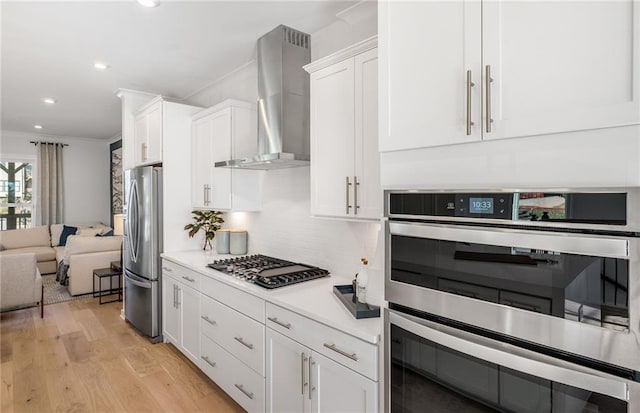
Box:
[42, 274, 92, 305]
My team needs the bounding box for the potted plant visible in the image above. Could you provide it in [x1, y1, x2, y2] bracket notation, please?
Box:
[184, 210, 225, 251]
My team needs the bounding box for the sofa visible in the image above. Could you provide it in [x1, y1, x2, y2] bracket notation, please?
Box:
[0, 224, 122, 296]
[60, 234, 122, 296]
[0, 225, 57, 274]
[0, 253, 42, 315]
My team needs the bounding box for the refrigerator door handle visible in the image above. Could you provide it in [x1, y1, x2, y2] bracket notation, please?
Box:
[127, 178, 139, 263]
[124, 271, 152, 289]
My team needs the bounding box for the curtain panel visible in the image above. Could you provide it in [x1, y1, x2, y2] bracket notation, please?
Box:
[36, 142, 64, 225]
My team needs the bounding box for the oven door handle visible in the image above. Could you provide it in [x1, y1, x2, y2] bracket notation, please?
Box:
[389, 221, 629, 259]
[387, 309, 629, 401]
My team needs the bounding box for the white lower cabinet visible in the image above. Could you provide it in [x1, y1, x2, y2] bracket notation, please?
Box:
[311, 350, 378, 413]
[162, 265, 201, 366]
[162, 275, 181, 345]
[163, 259, 379, 413]
[266, 329, 378, 413]
[201, 334, 265, 413]
[200, 294, 265, 376]
[266, 329, 309, 413]
[265, 303, 379, 413]
[180, 284, 200, 363]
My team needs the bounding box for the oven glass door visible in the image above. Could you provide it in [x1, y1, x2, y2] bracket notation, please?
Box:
[388, 309, 629, 413]
[389, 222, 631, 332]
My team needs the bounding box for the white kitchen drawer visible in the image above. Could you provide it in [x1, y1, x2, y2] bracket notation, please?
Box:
[266, 303, 378, 381]
[200, 334, 265, 413]
[200, 274, 265, 322]
[162, 260, 202, 290]
[200, 294, 265, 376]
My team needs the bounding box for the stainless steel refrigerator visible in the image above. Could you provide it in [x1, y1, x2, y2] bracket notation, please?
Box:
[123, 166, 162, 341]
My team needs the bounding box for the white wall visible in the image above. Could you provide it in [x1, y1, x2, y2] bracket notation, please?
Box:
[0, 131, 111, 226]
[184, 4, 382, 303]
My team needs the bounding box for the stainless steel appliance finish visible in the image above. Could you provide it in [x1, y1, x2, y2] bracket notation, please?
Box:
[124, 166, 163, 340]
[216, 25, 311, 170]
[207, 254, 329, 289]
[385, 188, 640, 412]
[385, 308, 639, 412]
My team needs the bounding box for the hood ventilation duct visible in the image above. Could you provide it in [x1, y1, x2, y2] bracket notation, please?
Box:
[215, 25, 311, 170]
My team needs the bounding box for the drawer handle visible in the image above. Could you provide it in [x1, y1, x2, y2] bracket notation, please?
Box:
[234, 337, 254, 350]
[162, 266, 173, 272]
[267, 316, 291, 329]
[234, 384, 254, 400]
[182, 276, 195, 283]
[201, 315, 216, 326]
[323, 343, 358, 362]
[201, 355, 216, 368]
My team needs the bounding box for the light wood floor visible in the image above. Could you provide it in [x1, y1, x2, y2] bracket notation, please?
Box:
[0, 297, 244, 413]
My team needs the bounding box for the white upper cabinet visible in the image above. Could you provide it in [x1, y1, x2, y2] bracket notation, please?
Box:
[192, 116, 214, 209]
[134, 98, 163, 165]
[379, 0, 640, 152]
[306, 38, 381, 220]
[191, 100, 263, 212]
[379, 0, 481, 151]
[483, 0, 640, 140]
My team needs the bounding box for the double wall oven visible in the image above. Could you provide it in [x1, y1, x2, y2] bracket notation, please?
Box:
[384, 189, 640, 412]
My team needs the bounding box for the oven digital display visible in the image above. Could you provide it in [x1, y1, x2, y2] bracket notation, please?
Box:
[469, 197, 494, 214]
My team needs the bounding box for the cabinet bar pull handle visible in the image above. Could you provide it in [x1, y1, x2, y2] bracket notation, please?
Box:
[267, 316, 291, 329]
[466, 70, 475, 136]
[301, 352, 306, 395]
[308, 356, 313, 400]
[201, 315, 216, 325]
[182, 276, 195, 283]
[234, 384, 254, 400]
[346, 177, 352, 214]
[203, 185, 208, 205]
[234, 337, 254, 350]
[142, 143, 148, 161]
[162, 266, 172, 272]
[173, 284, 177, 308]
[176, 286, 180, 308]
[353, 176, 360, 215]
[201, 355, 216, 368]
[485, 64, 493, 133]
[323, 343, 358, 361]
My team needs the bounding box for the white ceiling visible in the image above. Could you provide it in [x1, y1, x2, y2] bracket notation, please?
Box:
[1, 1, 356, 140]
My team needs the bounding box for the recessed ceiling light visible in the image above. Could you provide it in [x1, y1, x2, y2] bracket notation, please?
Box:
[137, 0, 159, 7]
[94, 62, 110, 70]
[43, 98, 57, 104]
[34, 125, 43, 129]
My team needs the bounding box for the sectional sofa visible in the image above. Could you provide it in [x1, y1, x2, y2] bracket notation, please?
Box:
[0, 224, 122, 296]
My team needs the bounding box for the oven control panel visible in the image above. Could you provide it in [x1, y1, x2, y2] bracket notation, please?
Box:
[455, 194, 512, 219]
[388, 192, 513, 220]
[388, 191, 627, 225]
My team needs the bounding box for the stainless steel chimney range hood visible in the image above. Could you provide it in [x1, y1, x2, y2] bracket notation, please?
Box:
[215, 25, 311, 170]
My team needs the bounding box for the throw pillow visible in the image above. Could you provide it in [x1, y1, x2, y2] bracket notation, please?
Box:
[77, 228, 103, 237]
[95, 230, 114, 237]
[56, 260, 70, 285]
[59, 225, 77, 246]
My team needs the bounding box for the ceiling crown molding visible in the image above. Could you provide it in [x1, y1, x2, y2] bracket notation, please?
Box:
[336, 0, 376, 25]
[304, 36, 377, 74]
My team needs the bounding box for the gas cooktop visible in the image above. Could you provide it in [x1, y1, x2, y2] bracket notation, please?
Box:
[207, 254, 330, 289]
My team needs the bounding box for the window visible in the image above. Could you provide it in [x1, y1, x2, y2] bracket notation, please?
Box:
[0, 161, 33, 230]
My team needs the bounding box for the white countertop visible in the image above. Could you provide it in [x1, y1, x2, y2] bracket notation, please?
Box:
[161, 250, 382, 345]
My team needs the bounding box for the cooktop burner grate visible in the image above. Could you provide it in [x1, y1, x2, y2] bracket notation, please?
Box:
[207, 254, 330, 289]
